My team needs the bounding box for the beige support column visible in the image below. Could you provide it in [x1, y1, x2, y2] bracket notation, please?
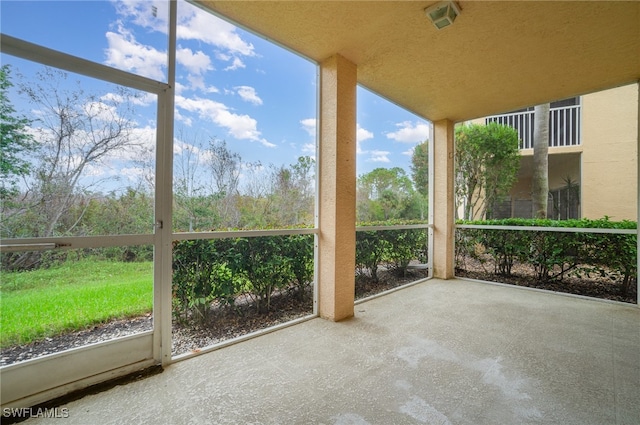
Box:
[432, 119, 455, 279]
[318, 54, 357, 321]
[636, 81, 639, 306]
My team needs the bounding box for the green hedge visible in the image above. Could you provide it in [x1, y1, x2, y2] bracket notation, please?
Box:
[456, 218, 637, 295]
[355, 221, 428, 282]
[172, 234, 314, 322]
[173, 221, 429, 322]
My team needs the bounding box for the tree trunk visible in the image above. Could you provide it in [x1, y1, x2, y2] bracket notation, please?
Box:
[532, 103, 550, 219]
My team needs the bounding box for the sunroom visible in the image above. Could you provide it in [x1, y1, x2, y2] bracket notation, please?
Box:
[1, 1, 638, 421]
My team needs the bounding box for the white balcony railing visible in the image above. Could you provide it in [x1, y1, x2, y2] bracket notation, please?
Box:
[486, 104, 581, 150]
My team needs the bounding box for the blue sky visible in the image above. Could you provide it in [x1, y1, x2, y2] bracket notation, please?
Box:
[1, 0, 431, 191]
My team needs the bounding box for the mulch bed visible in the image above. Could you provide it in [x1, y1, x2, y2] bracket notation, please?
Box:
[456, 257, 637, 304]
[171, 290, 314, 356]
[355, 268, 429, 300]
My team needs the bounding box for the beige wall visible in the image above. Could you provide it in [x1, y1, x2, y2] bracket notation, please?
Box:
[581, 83, 638, 220]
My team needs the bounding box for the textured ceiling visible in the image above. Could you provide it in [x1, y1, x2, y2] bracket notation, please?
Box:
[197, 1, 640, 122]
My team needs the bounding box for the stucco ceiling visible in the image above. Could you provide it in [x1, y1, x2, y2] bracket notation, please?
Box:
[196, 1, 640, 123]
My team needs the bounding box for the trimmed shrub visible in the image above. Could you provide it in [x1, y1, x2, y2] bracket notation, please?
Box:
[456, 218, 637, 294]
[355, 230, 388, 282]
[229, 236, 294, 313]
[355, 220, 429, 281]
[380, 228, 428, 276]
[172, 239, 238, 322]
[172, 233, 314, 321]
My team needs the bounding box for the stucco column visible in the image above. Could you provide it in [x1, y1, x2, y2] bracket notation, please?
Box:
[636, 81, 639, 306]
[432, 119, 455, 279]
[318, 54, 357, 321]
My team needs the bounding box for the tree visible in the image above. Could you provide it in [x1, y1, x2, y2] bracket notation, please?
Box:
[0, 65, 36, 201]
[236, 161, 269, 229]
[410, 140, 429, 219]
[206, 139, 242, 228]
[410, 140, 429, 196]
[290, 155, 315, 207]
[357, 167, 417, 221]
[455, 122, 520, 220]
[532, 103, 550, 219]
[4, 67, 140, 269]
[173, 132, 217, 232]
[267, 156, 315, 226]
[88, 189, 153, 236]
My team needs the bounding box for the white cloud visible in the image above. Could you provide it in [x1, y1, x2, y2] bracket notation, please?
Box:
[179, 77, 219, 95]
[357, 125, 374, 143]
[173, 140, 187, 156]
[129, 126, 158, 153]
[174, 108, 193, 127]
[356, 124, 374, 154]
[101, 91, 155, 107]
[302, 143, 316, 155]
[224, 57, 246, 71]
[104, 25, 166, 80]
[175, 95, 274, 147]
[176, 46, 213, 75]
[235, 86, 263, 105]
[402, 147, 416, 156]
[113, 0, 254, 57]
[386, 120, 431, 143]
[83, 165, 108, 180]
[103, 126, 157, 164]
[175, 82, 187, 95]
[120, 166, 146, 181]
[78, 125, 157, 183]
[216, 109, 274, 147]
[133, 92, 157, 106]
[368, 150, 391, 163]
[174, 139, 208, 167]
[300, 118, 316, 137]
[83, 101, 121, 124]
[186, 74, 206, 92]
[100, 92, 124, 103]
[176, 5, 255, 57]
[112, 0, 168, 33]
[353, 124, 390, 162]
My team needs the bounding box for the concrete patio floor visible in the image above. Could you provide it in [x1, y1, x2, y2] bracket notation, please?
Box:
[23, 279, 639, 424]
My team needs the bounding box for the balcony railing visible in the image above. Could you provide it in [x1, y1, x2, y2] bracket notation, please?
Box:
[486, 104, 581, 150]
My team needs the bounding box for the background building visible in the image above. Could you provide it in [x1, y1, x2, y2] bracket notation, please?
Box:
[480, 83, 638, 221]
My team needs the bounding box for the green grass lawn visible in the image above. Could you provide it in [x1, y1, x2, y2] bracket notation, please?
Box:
[0, 260, 153, 348]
